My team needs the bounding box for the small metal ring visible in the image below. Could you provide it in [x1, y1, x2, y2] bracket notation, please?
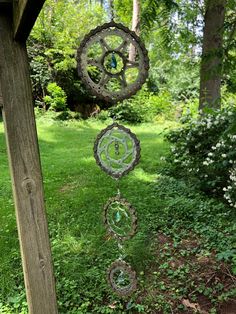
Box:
[107, 260, 137, 297]
[94, 122, 141, 179]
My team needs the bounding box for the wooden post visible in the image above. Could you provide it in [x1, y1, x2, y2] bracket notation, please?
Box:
[0, 11, 58, 314]
[0, 84, 3, 108]
[13, 0, 46, 41]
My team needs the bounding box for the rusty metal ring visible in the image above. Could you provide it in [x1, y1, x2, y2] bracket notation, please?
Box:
[94, 122, 141, 179]
[104, 196, 137, 241]
[107, 260, 137, 297]
[77, 21, 149, 104]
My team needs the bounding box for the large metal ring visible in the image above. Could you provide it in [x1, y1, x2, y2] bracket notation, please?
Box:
[77, 21, 149, 103]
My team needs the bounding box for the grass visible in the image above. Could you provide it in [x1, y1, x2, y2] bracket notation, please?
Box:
[0, 116, 235, 313]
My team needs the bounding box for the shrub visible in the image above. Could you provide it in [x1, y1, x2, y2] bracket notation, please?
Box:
[222, 90, 236, 108]
[163, 107, 236, 207]
[109, 87, 174, 124]
[34, 108, 82, 122]
[150, 91, 176, 121]
[179, 98, 199, 121]
[56, 110, 82, 121]
[44, 82, 67, 111]
[109, 98, 148, 123]
[96, 110, 111, 121]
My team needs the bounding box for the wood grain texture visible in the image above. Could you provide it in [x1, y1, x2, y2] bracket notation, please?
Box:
[0, 0, 12, 10]
[0, 12, 58, 314]
[0, 83, 3, 107]
[13, 0, 45, 41]
[0, 0, 12, 4]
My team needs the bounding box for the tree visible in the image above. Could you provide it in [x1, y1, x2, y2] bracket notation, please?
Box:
[28, 0, 105, 111]
[222, 0, 236, 93]
[199, 0, 227, 110]
[142, 0, 201, 99]
[129, 0, 141, 61]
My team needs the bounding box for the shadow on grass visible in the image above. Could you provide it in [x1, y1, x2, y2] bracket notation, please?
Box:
[1, 120, 235, 312]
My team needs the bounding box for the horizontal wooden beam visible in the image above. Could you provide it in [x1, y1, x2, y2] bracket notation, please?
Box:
[0, 0, 12, 3]
[0, 0, 12, 8]
[13, 0, 45, 42]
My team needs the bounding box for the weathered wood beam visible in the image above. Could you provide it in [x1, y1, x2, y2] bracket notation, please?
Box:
[0, 12, 58, 314]
[0, 85, 3, 108]
[13, 0, 45, 42]
[0, 0, 12, 3]
[0, 0, 12, 9]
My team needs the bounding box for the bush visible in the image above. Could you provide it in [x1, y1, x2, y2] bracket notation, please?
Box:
[56, 110, 82, 121]
[96, 110, 111, 121]
[179, 98, 199, 121]
[163, 107, 236, 207]
[34, 108, 82, 122]
[109, 87, 174, 124]
[109, 99, 148, 123]
[222, 89, 236, 108]
[44, 82, 67, 111]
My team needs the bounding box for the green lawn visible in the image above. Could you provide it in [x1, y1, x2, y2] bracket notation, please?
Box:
[0, 118, 235, 313]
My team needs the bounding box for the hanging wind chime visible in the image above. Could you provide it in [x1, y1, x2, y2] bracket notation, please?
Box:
[77, 0, 149, 297]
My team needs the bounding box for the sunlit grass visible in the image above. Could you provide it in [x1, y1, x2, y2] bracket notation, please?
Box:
[0, 117, 235, 313]
[0, 118, 170, 307]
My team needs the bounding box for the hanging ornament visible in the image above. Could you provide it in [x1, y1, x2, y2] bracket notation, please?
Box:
[94, 122, 140, 179]
[77, 2, 149, 297]
[104, 196, 137, 241]
[107, 260, 137, 297]
[77, 21, 149, 103]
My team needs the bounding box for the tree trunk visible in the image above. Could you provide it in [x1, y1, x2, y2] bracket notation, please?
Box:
[129, 0, 141, 62]
[199, 0, 226, 110]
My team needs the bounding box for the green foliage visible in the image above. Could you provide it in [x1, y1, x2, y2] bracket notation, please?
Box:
[35, 107, 82, 122]
[114, 0, 133, 26]
[27, 0, 236, 113]
[109, 87, 175, 123]
[222, 87, 236, 107]
[150, 90, 175, 119]
[109, 99, 148, 124]
[180, 97, 199, 120]
[56, 110, 82, 121]
[0, 119, 235, 313]
[223, 1, 236, 93]
[44, 83, 67, 111]
[141, 0, 233, 103]
[149, 175, 236, 311]
[164, 107, 236, 208]
[152, 175, 236, 255]
[96, 110, 111, 122]
[28, 0, 106, 110]
[141, 0, 178, 37]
